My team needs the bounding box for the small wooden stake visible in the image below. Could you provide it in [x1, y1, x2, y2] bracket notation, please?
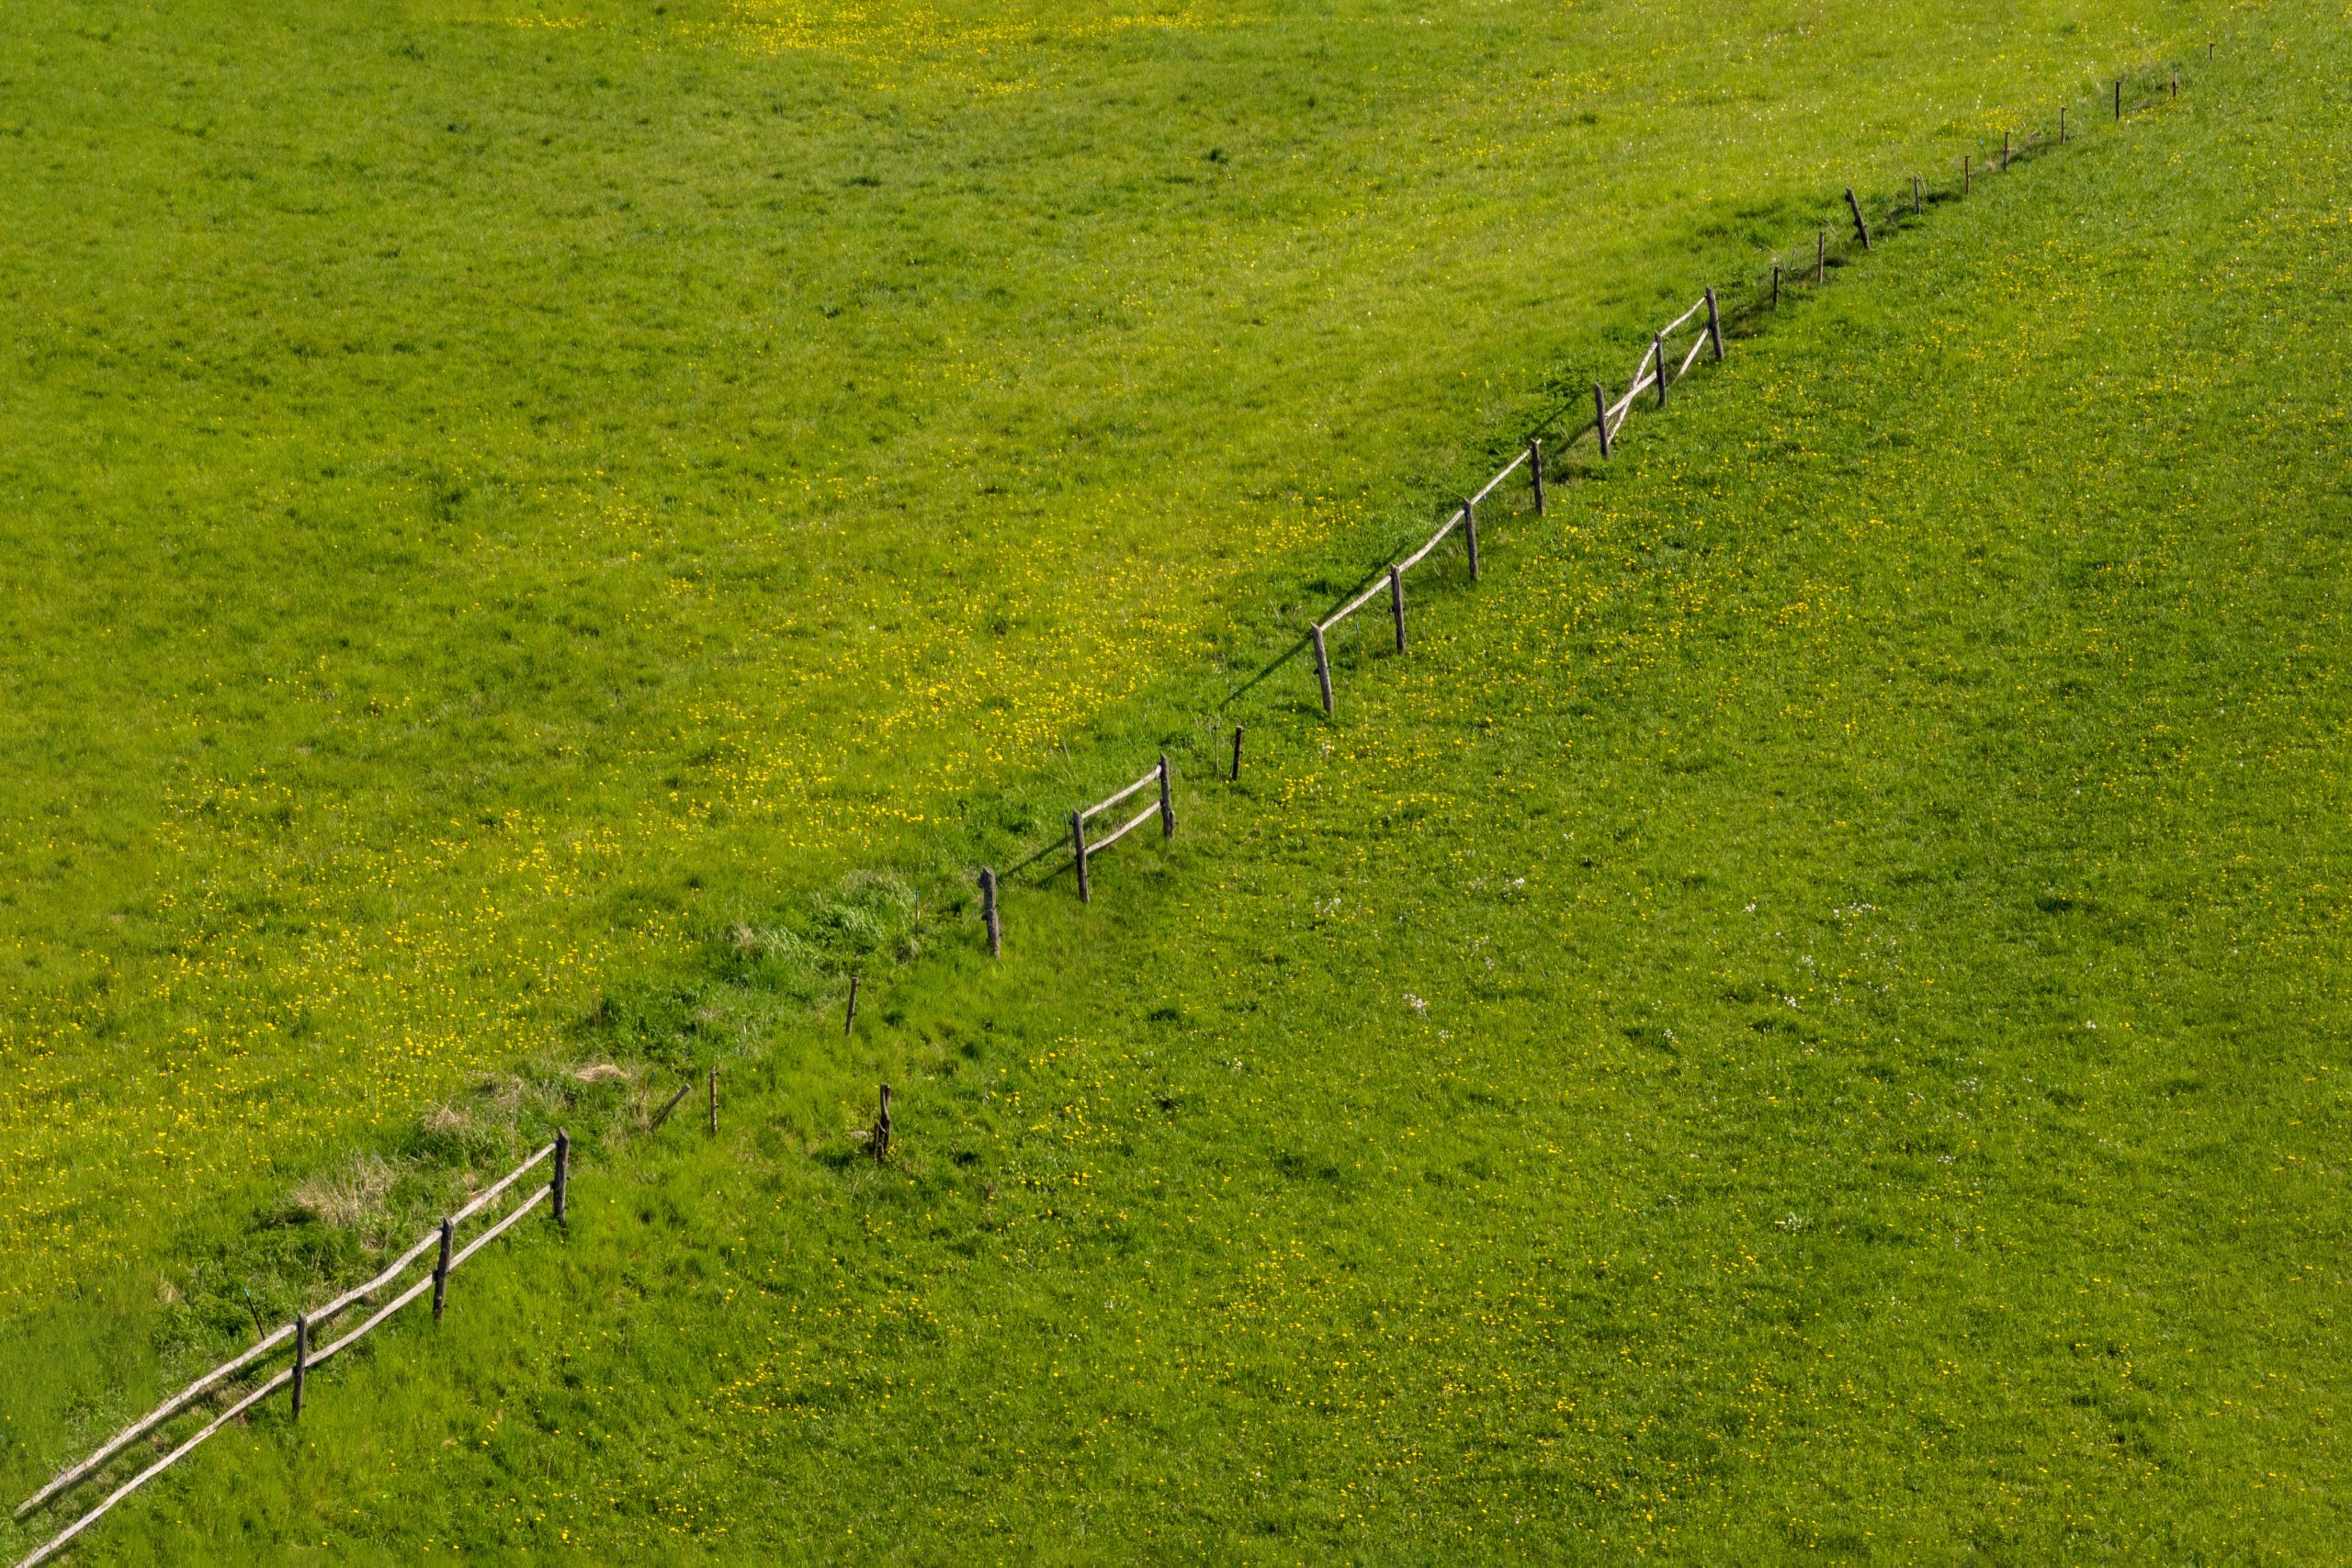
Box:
[1593, 381, 1611, 456]
[290, 1314, 309, 1420]
[1529, 437, 1544, 514]
[1815, 229, 1825, 285]
[1388, 565, 1407, 652]
[2170, 67, 2177, 97]
[1913, 174, 1922, 214]
[2116, 78, 2122, 120]
[1158, 754, 1174, 839]
[2059, 107, 2067, 144]
[1771, 262, 1781, 308]
[1704, 287, 1723, 360]
[979, 867, 1000, 958]
[432, 1217, 453, 1321]
[872, 1084, 892, 1165]
[2208, 40, 2214, 61]
[845, 973, 862, 1032]
[1312, 626, 1333, 718]
[1653, 333, 1668, 407]
[1461, 499, 1480, 580]
[1845, 188, 1870, 250]
[552, 1128, 569, 1230]
[1963, 153, 1971, 195]
[2002, 130, 2010, 172]
[707, 1066, 718, 1135]
[1229, 725, 1243, 783]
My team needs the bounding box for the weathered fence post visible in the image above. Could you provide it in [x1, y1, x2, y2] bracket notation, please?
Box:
[552, 1128, 569, 1230]
[2115, 78, 2122, 120]
[1913, 175, 1923, 214]
[1529, 437, 1544, 514]
[1593, 382, 1611, 456]
[1388, 565, 1407, 652]
[1229, 725, 1244, 783]
[707, 1066, 718, 1135]
[845, 973, 862, 1032]
[1158, 754, 1174, 839]
[1963, 152, 1971, 196]
[1461, 499, 1480, 580]
[1652, 333, 1668, 407]
[1815, 229, 1826, 284]
[1069, 811, 1091, 899]
[1312, 626, 1333, 718]
[2002, 130, 2010, 172]
[2059, 107, 2067, 144]
[872, 1084, 892, 1165]
[2170, 66, 2177, 97]
[979, 867, 1001, 957]
[1771, 262, 1781, 308]
[1704, 287, 1724, 360]
[1846, 188, 1870, 250]
[290, 1314, 309, 1420]
[432, 1216, 453, 1321]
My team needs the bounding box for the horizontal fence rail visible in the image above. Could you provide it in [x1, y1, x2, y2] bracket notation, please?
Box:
[1069, 755, 1174, 902]
[13, 1137, 570, 1568]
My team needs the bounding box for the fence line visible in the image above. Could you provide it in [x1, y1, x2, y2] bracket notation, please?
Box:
[1069, 755, 1174, 902]
[13, 1138, 569, 1568]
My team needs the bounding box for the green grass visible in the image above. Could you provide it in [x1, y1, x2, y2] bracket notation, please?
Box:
[0, 0, 2220, 1325]
[12, 11, 2350, 1562]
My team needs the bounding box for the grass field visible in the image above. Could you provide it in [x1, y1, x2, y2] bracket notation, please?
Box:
[13, 0, 2349, 1562]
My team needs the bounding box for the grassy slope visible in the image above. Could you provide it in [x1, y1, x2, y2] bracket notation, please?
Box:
[16, 21, 2349, 1563]
[0, 0, 2215, 1318]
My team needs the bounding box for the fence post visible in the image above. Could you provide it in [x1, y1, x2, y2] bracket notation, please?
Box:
[1529, 437, 1544, 514]
[1593, 382, 1611, 456]
[873, 1084, 892, 1165]
[1070, 811, 1091, 900]
[1771, 262, 1780, 308]
[1461, 499, 1479, 580]
[1388, 565, 1407, 652]
[1704, 287, 1724, 361]
[432, 1217, 453, 1321]
[1312, 626, 1333, 718]
[845, 974, 861, 1032]
[2170, 66, 2177, 97]
[1652, 334, 1668, 407]
[2002, 130, 2010, 172]
[979, 867, 1000, 958]
[2115, 79, 2121, 120]
[290, 1314, 309, 1421]
[2059, 107, 2067, 144]
[1845, 188, 1870, 250]
[552, 1128, 569, 1231]
[707, 1066, 718, 1135]
[1963, 152, 1971, 196]
[1158, 754, 1174, 839]
[1913, 175, 1922, 214]
[1815, 229, 1825, 285]
[1229, 725, 1243, 783]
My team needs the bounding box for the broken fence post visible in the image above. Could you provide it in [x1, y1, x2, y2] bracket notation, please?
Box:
[1846, 187, 1870, 249]
[979, 866, 1001, 958]
[1158, 754, 1174, 839]
[1704, 287, 1723, 361]
[1389, 565, 1407, 652]
[432, 1216, 453, 1321]
[1312, 626, 1334, 718]
[1070, 811, 1091, 900]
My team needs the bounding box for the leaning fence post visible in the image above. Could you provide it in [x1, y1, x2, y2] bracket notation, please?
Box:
[1529, 437, 1544, 514]
[552, 1128, 569, 1230]
[432, 1216, 454, 1321]
[979, 867, 1001, 958]
[1229, 725, 1243, 783]
[872, 1084, 892, 1165]
[1845, 188, 1870, 250]
[1593, 382, 1611, 456]
[845, 973, 861, 1032]
[1158, 754, 1174, 839]
[1312, 626, 1333, 718]
[1461, 499, 1480, 580]
[1388, 565, 1407, 652]
[1704, 287, 1723, 361]
[290, 1314, 309, 1420]
[1070, 811, 1091, 900]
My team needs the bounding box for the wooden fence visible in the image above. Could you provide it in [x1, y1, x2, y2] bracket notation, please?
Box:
[1069, 755, 1175, 903]
[11, 1135, 571, 1568]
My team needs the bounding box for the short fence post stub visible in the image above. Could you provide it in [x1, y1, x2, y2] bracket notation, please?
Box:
[1312, 626, 1334, 719]
[1229, 725, 1244, 783]
[707, 1066, 718, 1136]
[433, 1217, 454, 1321]
[845, 973, 861, 1032]
[1071, 810, 1092, 899]
[1388, 565, 1407, 652]
[1461, 499, 1480, 580]
[1845, 188, 1870, 250]
[980, 867, 1001, 958]
[1158, 754, 1174, 840]
[1652, 334, 1668, 407]
[1529, 437, 1544, 514]
[2170, 66, 2177, 97]
[1593, 381, 1611, 456]
[873, 1084, 892, 1165]
[552, 1128, 570, 1231]
[290, 1314, 309, 1421]
[1704, 287, 1724, 361]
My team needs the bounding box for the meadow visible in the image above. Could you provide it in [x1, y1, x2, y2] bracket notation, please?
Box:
[9, 0, 2345, 1561]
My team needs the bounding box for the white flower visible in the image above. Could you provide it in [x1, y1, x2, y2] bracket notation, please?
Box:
[1405, 993, 1428, 1014]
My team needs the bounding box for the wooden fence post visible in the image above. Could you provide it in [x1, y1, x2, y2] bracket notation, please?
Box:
[1593, 382, 1611, 456]
[1388, 565, 1407, 652]
[979, 867, 1000, 958]
[2170, 66, 2177, 97]
[873, 1084, 892, 1165]
[1913, 175, 1922, 214]
[1312, 626, 1333, 718]
[2059, 107, 2067, 143]
[552, 1128, 569, 1230]
[2002, 130, 2010, 172]
[1070, 811, 1091, 899]
[432, 1217, 453, 1321]
[1704, 287, 1723, 360]
[2115, 78, 2122, 120]
[1845, 188, 1870, 250]
[845, 973, 862, 1032]
[1229, 725, 1243, 783]
[1771, 262, 1781, 308]
[1529, 437, 1544, 515]
[1815, 229, 1825, 284]
[1158, 754, 1174, 839]
[1461, 499, 1480, 580]
[1964, 152, 1971, 196]
[707, 1066, 718, 1135]
[290, 1314, 309, 1421]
